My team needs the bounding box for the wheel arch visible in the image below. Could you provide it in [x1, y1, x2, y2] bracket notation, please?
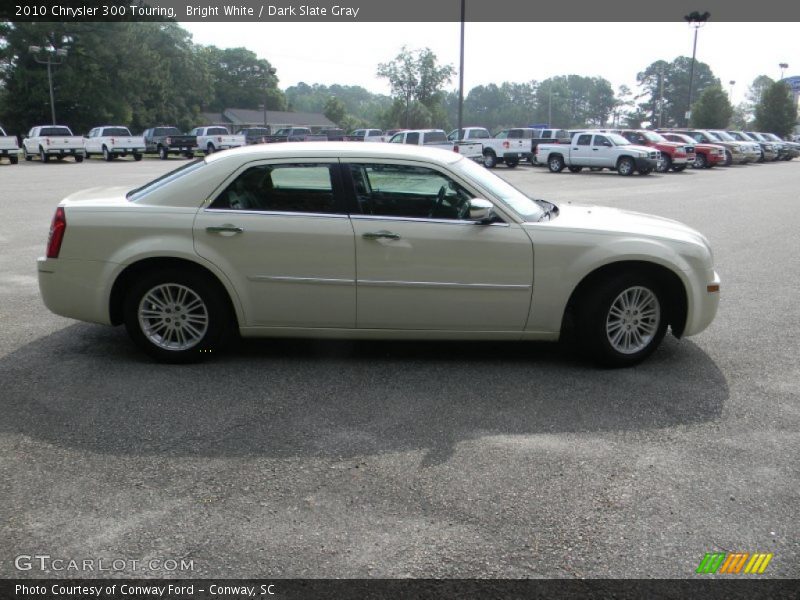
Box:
[109, 257, 242, 329]
[561, 260, 688, 339]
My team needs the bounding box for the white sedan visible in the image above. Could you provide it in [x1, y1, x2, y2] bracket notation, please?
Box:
[37, 143, 720, 366]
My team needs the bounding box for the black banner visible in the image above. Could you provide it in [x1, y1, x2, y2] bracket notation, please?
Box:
[3, 579, 800, 600]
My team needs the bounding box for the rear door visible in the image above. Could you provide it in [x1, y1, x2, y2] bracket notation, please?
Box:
[193, 159, 357, 328]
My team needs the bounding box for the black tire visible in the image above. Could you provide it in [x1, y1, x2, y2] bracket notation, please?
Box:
[9, 155, 18, 165]
[103, 146, 113, 162]
[185, 151, 195, 159]
[158, 146, 168, 160]
[84, 149, 91, 159]
[568, 165, 583, 173]
[206, 143, 215, 155]
[505, 157, 519, 168]
[548, 155, 565, 173]
[74, 154, 84, 163]
[638, 167, 652, 175]
[672, 164, 686, 172]
[617, 157, 635, 176]
[483, 150, 497, 168]
[24, 149, 32, 161]
[39, 147, 50, 163]
[723, 150, 733, 167]
[694, 153, 707, 169]
[123, 268, 232, 363]
[577, 272, 668, 367]
[657, 154, 672, 173]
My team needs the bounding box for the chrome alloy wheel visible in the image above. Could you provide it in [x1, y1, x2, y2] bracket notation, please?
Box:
[137, 283, 209, 351]
[605, 286, 661, 355]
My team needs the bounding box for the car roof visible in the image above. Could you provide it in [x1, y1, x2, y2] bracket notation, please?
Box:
[203, 141, 463, 165]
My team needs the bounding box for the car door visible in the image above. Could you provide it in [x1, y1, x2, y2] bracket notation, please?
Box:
[570, 133, 594, 166]
[343, 160, 533, 332]
[193, 159, 356, 328]
[591, 134, 615, 167]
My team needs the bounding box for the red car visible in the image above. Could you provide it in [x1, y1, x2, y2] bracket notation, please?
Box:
[611, 129, 694, 173]
[659, 132, 725, 169]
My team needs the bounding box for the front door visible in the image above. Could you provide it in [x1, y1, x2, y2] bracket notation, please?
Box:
[343, 161, 533, 332]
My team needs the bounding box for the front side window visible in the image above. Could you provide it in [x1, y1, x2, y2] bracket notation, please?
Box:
[210, 163, 338, 214]
[405, 132, 420, 144]
[346, 163, 476, 221]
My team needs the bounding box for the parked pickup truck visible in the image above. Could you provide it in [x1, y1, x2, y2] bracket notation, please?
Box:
[448, 127, 530, 168]
[22, 125, 84, 163]
[391, 129, 483, 162]
[263, 127, 329, 143]
[346, 128, 387, 142]
[536, 132, 659, 176]
[0, 126, 20, 164]
[84, 125, 145, 161]
[191, 126, 246, 155]
[143, 127, 197, 160]
[529, 128, 571, 164]
[236, 127, 272, 145]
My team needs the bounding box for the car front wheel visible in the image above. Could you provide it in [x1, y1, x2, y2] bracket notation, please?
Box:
[578, 273, 667, 367]
[123, 269, 232, 363]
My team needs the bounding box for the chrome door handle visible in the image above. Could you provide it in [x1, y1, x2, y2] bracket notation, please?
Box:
[206, 225, 243, 234]
[362, 230, 400, 240]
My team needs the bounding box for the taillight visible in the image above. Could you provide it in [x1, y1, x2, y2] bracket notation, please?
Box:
[110, 137, 115, 144]
[453, 145, 460, 153]
[166, 137, 172, 145]
[45, 137, 51, 146]
[47, 207, 66, 259]
[503, 141, 510, 149]
[217, 136, 222, 143]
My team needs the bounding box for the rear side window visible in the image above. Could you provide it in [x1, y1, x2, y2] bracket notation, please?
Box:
[576, 134, 592, 146]
[211, 164, 339, 214]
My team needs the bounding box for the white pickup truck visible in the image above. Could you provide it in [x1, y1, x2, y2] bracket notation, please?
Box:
[536, 131, 659, 176]
[346, 128, 388, 142]
[388, 129, 483, 162]
[447, 127, 531, 168]
[23, 125, 84, 163]
[0, 126, 20, 164]
[190, 126, 246, 155]
[84, 125, 145, 161]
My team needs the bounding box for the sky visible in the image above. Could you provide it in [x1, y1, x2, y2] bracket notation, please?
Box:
[180, 22, 799, 106]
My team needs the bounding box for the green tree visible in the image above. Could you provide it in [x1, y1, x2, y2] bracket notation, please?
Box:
[198, 46, 284, 112]
[323, 96, 346, 126]
[636, 57, 719, 127]
[689, 86, 732, 129]
[377, 47, 453, 128]
[754, 81, 797, 136]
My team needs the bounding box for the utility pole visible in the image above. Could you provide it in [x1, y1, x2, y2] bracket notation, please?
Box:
[456, 0, 465, 140]
[29, 45, 68, 125]
[683, 11, 710, 127]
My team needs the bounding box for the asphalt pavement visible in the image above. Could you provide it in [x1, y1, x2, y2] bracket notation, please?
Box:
[1, 155, 798, 578]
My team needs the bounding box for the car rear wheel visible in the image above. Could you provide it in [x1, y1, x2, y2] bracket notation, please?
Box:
[103, 146, 113, 162]
[568, 166, 583, 173]
[723, 150, 733, 166]
[133, 153, 143, 161]
[39, 148, 50, 163]
[74, 154, 84, 163]
[483, 150, 497, 168]
[505, 157, 519, 168]
[158, 146, 168, 160]
[9, 155, 18, 164]
[548, 155, 565, 173]
[578, 273, 667, 367]
[123, 269, 232, 363]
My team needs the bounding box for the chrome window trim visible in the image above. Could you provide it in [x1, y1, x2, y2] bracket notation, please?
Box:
[204, 208, 349, 219]
[350, 214, 509, 227]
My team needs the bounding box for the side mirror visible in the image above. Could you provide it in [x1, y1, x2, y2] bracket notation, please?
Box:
[469, 198, 495, 223]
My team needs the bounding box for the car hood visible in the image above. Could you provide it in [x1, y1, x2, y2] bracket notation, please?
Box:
[536, 203, 710, 248]
[617, 144, 654, 154]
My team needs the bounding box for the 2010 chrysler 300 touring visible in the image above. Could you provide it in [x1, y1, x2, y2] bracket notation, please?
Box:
[37, 143, 720, 366]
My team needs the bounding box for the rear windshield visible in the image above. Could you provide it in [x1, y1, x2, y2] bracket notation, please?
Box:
[207, 127, 229, 135]
[103, 127, 132, 136]
[127, 159, 205, 202]
[39, 127, 72, 136]
[155, 127, 182, 136]
[424, 131, 447, 144]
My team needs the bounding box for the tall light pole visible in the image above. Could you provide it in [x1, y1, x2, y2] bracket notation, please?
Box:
[658, 66, 666, 128]
[779, 62, 789, 80]
[728, 80, 736, 100]
[683, 11, 710, 127]
[263, 66, 277, 129]
[29, 45, 68, 125]
[456, 0, 465, 140]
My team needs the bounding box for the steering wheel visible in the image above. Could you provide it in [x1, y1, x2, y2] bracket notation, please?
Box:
[428, 185, 447, 218]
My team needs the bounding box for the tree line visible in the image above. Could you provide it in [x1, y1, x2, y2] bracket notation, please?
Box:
[1, 22, 796, 136]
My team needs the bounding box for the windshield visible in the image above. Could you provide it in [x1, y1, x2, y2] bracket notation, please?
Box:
[127, 159, 205, 201]
[704, 131, 722, 141]
[607, 134, 631, 146]
[763, 133, 782, 142]
[455, 158, 545, 222]
[712, 131, 735, 141]
[746, 132, 765, 141]
[643, 131, 666, 142]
